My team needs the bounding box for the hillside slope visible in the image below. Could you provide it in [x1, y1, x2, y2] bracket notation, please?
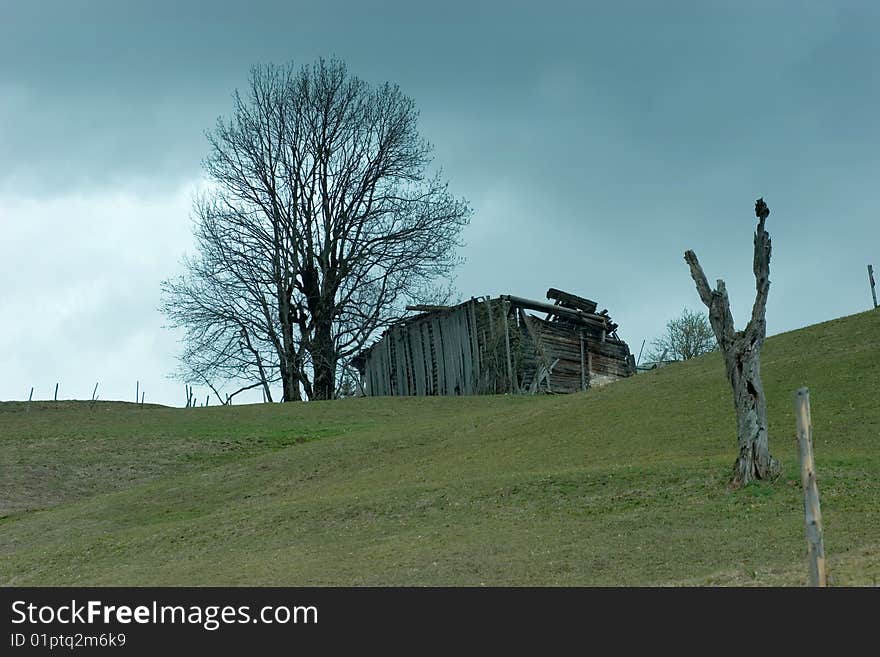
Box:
[1, 310, 878, 585]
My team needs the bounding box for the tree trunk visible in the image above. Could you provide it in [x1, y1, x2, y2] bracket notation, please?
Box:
[724, 333, 778, 486]
[280, 362, 301, 402]
[685, 203, 780, 488]
[276, 279, 303, 402]
[310, 320, 337, 400]
[277, 314, 302, 402]
[261, 378, 274, 403]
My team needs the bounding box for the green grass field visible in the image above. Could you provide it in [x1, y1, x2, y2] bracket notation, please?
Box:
[2, 310, 878, 586]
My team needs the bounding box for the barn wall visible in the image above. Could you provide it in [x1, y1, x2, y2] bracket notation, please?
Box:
[364, 305, 480, 397]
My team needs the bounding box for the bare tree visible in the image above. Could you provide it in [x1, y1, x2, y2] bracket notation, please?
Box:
[684, 198, 781, 488]
[162, 58, 471, 400]
[645, 308, 716, 363]
[160, 234, 283, 403]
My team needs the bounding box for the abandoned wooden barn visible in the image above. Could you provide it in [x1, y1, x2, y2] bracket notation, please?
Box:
[351, 289, 635, 397]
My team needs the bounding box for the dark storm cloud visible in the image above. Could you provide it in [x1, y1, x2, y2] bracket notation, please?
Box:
[2, 1, 879, 404]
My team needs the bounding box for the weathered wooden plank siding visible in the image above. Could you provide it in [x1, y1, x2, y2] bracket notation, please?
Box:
[411, 322, 426, 395]
[427, 321, 438, 394]
[458, 309, 471, 394]
[442, 311, 461, 394]
[422, 322, 434, 395]
[392, 327, 403, 396]
[468, 299, 480, 389]
[402, 326, 412, 395]
[385, 332, 394, 395]
[458, 309, 472, 393]
[433, 316, 446, 395]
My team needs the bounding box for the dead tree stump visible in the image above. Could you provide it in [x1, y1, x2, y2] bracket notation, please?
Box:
[684, 198, 781, 488]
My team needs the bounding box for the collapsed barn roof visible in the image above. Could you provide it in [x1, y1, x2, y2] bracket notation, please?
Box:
[352, 288, 634, 397]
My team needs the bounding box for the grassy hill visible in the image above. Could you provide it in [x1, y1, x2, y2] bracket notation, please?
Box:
[1, 310, 878, 586]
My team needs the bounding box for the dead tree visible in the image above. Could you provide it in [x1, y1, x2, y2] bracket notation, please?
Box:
[684, 198, 781, 488]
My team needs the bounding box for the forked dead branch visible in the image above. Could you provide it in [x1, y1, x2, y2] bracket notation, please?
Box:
[684, 199, 781, 488]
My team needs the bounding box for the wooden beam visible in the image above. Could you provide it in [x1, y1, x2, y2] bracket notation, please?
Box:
[502, 295, 610, 328]
[468, 299, 481, 388]
[458, 308, 473, 395]
[423, 322, 434, 395]
[399, 327, 411, 396]
[579, 331, 587, 391]
[406, 304, 452, 313]
[484, 297, 497, 392]
[795, 387, 827, 587]
[411, 323, 426, 395]
[501, 300, 515, 393]
[432, 317, 447, 395]
[546, 288, 598, 313]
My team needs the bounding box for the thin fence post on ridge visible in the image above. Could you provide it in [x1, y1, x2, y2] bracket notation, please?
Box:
[869, 264, 878, 309]
[794, 387, 827, 587]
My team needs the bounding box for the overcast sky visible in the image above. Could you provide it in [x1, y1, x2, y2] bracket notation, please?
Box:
[2, 1, 878, 406]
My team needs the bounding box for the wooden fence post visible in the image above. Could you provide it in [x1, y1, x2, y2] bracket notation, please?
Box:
[868, 265, 877, 309]
[794, 387, 827, 587]
[636, 339, 646, 367]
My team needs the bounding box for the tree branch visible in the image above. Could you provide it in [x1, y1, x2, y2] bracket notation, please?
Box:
[749, 215, 771, 334]
[684, 250, 736, 349]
